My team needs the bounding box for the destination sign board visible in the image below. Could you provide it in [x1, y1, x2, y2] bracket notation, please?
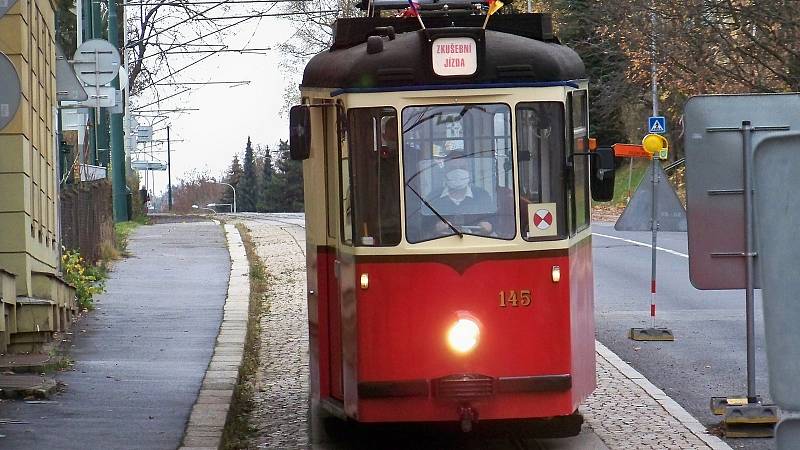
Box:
[432, 37, 477, 77]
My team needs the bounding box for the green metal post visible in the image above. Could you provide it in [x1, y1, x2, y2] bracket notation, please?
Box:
[91, 0, 108, 167]
[108, 0, 128, 221]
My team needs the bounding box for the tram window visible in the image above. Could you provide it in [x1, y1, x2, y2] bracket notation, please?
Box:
[344, 107, 401, 246]
[516, 102, 567, 241]
[402, 104, 515, 243]
[569, 91, 591, 232]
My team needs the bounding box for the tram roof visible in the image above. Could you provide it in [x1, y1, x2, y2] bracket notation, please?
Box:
[301, 14, 586, 92]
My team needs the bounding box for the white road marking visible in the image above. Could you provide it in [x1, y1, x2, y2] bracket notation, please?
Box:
[593, 232, 689, 259]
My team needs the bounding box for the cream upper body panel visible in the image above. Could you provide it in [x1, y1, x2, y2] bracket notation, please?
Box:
[299, 83, 592, 256]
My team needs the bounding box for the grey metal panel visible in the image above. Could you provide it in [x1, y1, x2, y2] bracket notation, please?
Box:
[777, 416, 800, 449]
[753, 132, 800, 410]
[683, 94, 800, 290]
[72, 39, 121, 87]
[55, 44, 88, 102]
[614, 162, 687, 232]
[0, 51, 21, 130]
[0, 0, 17, 18]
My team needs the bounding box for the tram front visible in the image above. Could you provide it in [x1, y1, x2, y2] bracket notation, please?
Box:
[290, 5, 615, 435]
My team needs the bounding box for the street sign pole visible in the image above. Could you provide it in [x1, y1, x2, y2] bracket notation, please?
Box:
[167, 125, 173, 211]
[741, 121, 756, 402]
[649, 154, 658, 329]
[703, 120, 788, 437]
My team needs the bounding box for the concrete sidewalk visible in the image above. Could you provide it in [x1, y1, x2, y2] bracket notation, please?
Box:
[0, 221, 230, 449]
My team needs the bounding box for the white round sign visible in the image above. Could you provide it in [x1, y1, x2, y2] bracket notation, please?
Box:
[0, 0, 18, 19]
[72, 39, 121, 87]
[0, 52, 22, 131]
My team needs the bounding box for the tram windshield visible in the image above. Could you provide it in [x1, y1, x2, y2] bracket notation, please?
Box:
[402, 104, 515, 243]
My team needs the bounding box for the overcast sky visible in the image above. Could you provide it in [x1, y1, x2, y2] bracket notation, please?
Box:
[131, 15, 300, 196]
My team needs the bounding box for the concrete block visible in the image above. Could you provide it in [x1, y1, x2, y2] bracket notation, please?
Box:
[181, 436, 221, 447]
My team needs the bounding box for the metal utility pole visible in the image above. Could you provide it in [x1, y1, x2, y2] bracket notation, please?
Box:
[91, 0, 109, 167]
[650, 3, 659, 325]
[167, 125, 173, 210]
[108, 0, 128, 221]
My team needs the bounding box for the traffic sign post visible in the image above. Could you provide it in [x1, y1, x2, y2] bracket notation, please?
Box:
[683, 94, 798, 437]
[617, 134, 683, 342]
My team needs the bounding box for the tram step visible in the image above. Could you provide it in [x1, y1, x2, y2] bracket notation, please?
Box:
[628, 327, 675, 341]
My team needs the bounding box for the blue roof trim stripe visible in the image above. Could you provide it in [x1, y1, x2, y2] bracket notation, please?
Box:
[329, 80, 581, 97]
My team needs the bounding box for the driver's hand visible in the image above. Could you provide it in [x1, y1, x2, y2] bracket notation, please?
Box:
[435, 221, 449, 233]
[478, 221, 493, 233]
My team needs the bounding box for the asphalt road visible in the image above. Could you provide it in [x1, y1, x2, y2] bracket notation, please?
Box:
[0, 221, 230, 449]
[592, 222, 774, 450]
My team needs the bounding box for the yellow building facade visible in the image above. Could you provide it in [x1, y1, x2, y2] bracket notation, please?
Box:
[0, 0, 77, 352]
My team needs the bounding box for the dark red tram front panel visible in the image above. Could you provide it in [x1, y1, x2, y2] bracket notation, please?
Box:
[310, 237, 595, 423]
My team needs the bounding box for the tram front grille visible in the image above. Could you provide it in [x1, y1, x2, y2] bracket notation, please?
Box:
[433, 374, 495, 400]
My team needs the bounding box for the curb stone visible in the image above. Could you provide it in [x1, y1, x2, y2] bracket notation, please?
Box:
[179, 224, 250, 450]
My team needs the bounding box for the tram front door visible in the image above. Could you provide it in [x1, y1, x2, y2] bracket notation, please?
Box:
[323, 105, 345, 401]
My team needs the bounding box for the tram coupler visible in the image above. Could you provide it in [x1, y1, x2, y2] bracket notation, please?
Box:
[720, 399, 779, 438]
[629, 327, 674, 341]
[458, 405, 478, 433]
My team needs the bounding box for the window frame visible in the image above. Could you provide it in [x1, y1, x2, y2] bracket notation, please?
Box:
[567, 90, 591, 234]
[400, 102, 516, 244]
[341, 106, 402, 247]
[515, 101, 568, 242]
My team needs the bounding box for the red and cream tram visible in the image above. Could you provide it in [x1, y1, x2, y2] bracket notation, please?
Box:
[289, 1, 615, 435]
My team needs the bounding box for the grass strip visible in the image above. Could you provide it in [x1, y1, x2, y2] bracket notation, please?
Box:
[114, 221, 141, 256]
[221, 223, 269, 449]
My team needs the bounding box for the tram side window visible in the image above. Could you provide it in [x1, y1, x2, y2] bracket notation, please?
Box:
[516, 102, 567, 241]
[569, 91, 590, 232]
[344, 107, 401, 246]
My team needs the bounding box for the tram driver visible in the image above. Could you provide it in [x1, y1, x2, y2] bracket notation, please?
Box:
[430, 155, 494, 235]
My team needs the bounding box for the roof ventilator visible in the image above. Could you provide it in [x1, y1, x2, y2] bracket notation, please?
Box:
[367, 26, 396, 54]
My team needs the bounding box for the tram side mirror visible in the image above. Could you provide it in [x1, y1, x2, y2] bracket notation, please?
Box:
[289, 105, 311, 161]
[591, 146, 615, 202]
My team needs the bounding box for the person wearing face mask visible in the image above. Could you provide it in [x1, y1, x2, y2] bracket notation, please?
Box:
[429, 155, 494, 234]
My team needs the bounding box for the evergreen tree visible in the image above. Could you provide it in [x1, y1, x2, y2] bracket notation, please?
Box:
[257, 145, 275, 212]
[221, 154, 243, 210]
[238, 137, 258, 212]
[272, 140, 304, 212]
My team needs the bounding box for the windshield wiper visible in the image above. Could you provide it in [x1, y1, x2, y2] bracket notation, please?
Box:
[405, 183, 463, 238]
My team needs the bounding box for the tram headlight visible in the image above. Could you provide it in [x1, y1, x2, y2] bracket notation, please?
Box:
[447, 317, 480, 354]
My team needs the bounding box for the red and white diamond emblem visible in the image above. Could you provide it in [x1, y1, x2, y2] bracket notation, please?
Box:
[533, 209, 553, 230]
[527, 203, 558, 238]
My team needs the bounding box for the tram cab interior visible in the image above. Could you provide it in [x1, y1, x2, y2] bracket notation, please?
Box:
[289, 2, 615, 434]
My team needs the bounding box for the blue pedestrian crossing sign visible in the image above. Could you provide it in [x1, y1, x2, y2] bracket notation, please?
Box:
[648, 116, 667, 134]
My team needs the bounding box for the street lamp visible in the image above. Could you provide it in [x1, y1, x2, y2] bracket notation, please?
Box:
[192, 204, 217, 215]
[209, 181, 237, 213]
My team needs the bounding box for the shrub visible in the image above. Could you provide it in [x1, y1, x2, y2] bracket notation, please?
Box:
[62, 248, 105, 310]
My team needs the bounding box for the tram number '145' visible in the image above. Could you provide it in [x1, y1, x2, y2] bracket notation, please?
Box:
[499, 290, 532, 307]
